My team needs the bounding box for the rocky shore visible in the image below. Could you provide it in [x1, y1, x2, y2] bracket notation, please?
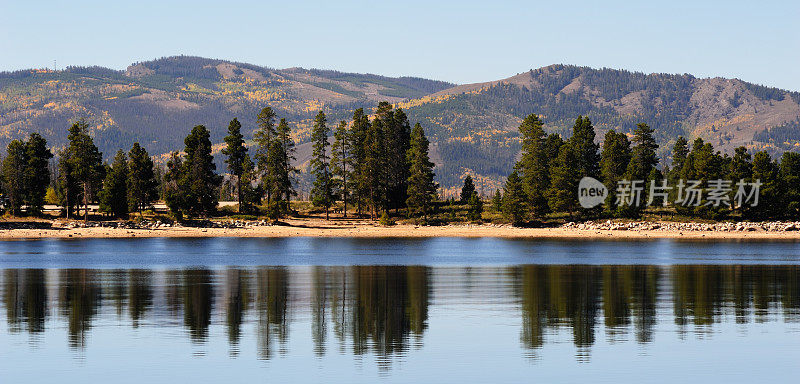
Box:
[563, 220, 800, 232]
[3, 217, 800, 240]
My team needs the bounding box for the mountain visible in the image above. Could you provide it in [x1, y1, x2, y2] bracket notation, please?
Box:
[2, 57, 799, 192]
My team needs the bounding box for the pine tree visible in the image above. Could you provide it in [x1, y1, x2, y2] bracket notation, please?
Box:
[2, 140, 28, 215]
[331, 120, 353, 217]
[502, 170, 527, 225]
[66, 121, 104, 222]
[310, 111, 334, 219]
[127, 142, 158, 215]
[57, 148, 78, 219]
[99, 150, 128, 218]
[626, 123, 658, 181]
[460, 175, 476, 203]
[749, 151, 780, 220]
[467, 192, 483, 222]
[618, 123, 658, 217]
[570, 116, 601, 179]
[599, 129, 631, 214]
[163, 151, 185, 219]
[24, 133, 53, 215]
[349, 108, 370, 216]
[667, 136, 690, 203]
[728, 146, 753, 217]
[182, 125, 221, 217]
[492, 189, 503, 212]
[254, 107, 277, 204]
[547, 143, 580, 217]
[273, 118, 297, 212]
[516, 114, 550, 215]
[223, 118, 248, 212]
[387, 107, 411, 212]
[779, 152, 800, 219]
[364, 113, 387, 219]
[405, 123, 437, 221]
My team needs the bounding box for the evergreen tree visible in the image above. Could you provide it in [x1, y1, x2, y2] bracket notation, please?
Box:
[66, 121, 104, 222]
[618, 123, 658, 217]
[599, 129, 631, 214]
[749, 151, 780, 220]
[516, 114, 549, 215]
[387, 107, 411, 212]
[678, 139, 727, 218]
[570, 116, 601, 178]
[502, 170, 527, 225]
[182, 125, 221, 217]
[364, 112, 387, 219]
[2, 140, 28, 215]
[779, 152, 800, 219]
[163, 151, 185, 219]
[254, 106, 277, 204]
[331, 120, 353, 217]
[222, 118, 248, 211]
[273, 118, 297, 213]
[349, 108, 370, 216]
[492, 189, 503, 212]
[127, 142, 158, 215]
[24, 133, 53, 215]
[547, 143, 580, 217]
[309, 111, 334, 219]
[467, 192, 483, 221]
[57, 148, 78, 219]
[728, 146, 753, 216]
[626, 123, 659, 181]
[99, 150, 128, 218]
[460, 175, 476, 203]
[405, 123, 437, 220]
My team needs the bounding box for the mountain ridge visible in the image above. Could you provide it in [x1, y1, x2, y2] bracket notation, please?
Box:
[2, 56, 799, 191]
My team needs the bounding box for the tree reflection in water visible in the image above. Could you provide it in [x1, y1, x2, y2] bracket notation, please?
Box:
[1, 265, 798, 363]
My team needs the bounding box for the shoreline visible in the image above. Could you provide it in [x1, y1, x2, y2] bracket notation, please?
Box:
[3, 218, 800, 241]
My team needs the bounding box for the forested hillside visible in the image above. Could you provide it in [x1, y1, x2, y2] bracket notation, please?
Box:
[2, 57, 799, 192]
[400, 65, 800, 190]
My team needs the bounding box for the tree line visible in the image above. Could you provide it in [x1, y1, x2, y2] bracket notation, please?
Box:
[499, 114, 800, 224]
[0, 102, 438, 222]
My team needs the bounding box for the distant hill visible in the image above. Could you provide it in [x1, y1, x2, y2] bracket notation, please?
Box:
[2, 57, 799, 192]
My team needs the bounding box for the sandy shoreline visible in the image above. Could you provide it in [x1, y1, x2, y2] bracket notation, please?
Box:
[2, 218, 800, 241]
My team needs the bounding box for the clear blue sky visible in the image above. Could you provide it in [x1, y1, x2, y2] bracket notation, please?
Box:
[1, 0, 798, 90]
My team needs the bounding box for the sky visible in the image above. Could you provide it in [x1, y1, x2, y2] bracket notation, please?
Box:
[1, 0, 798, 90]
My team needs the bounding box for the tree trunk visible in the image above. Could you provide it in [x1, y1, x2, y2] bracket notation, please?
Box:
[83, 182, 89, 223]
[237, 175, 242, 214]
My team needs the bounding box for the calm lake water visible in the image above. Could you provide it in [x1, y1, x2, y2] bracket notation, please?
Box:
[1, 238, 800, 383]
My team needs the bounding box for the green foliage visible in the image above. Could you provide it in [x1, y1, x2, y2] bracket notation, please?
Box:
[492, 189, 502, 212]
[600, 129, 631, 214]
[65, 120, 105, 221]
[515, 114, 550, 216]
[310, 111, 334, 218]
[164, 125, 221, 218]
[460, 175, 476, 203]
[331, 120, 354, 216]
[2, 140, 28, 215]
[379, 210, 395, 226]
[99, 150, 129, 218]
[222, 118, 248, 209]
[127, 142, 158, 214]
[466, 192, 483, 222]
[406, 123, 438, 220]
[780, 152, 800, 219]
[502, 171, 527, 225]
[24, 133, 53, 215]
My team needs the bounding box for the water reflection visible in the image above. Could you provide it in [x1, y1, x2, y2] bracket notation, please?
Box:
[1, 265, 799, 363]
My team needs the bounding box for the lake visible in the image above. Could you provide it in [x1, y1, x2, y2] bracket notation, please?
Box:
[1, 237, 799, 383]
